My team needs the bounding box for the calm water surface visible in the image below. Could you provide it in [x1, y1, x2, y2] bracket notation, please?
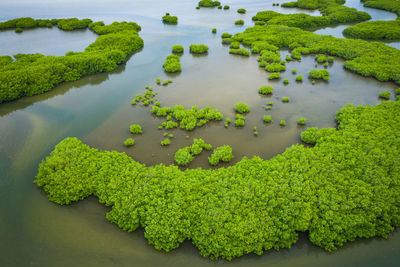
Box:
[0, 1, 399, 266]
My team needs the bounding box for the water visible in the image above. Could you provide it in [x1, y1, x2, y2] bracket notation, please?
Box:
[0, 1, 399, 266]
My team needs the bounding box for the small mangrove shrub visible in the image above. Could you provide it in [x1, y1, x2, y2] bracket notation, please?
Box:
[283, 78, 289, 84]
[189, 44, 209, 54]
[282, 97, 290, 102]
[235, 20, 244, 25]
[263, 115, 272, 123]
[171, 45, 184, 53]
[130, 124, 143, 134]
[235, 102, 250, 113]
[209, 145, 234, 166]
[124, 138, 135, 147]
[161, 138, 171, 146]
[258, 85, 274, 95]
[162, 13, 178, 25]
[296, 75, 303, 81]
[229, 49, 250, 56]
[235, 114, 245, 127]
[280, 120, 286, 126]
[379, 91, 391, 100]
[309, 69, 330, 80]
[268, 72, 282, 79]
[297, 117, 307, 125]
[237, 8, 246, 14]
[163, 54, 181, 73]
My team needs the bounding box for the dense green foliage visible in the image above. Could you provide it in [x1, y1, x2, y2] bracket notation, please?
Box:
[57, 18, 92, 31]
[237, 8, 247, 14]
[189, 44, 209, 54]
[235, 20, 245, 25]
[296, 75, 304, 81]
[265, 63, 286, 72]
[172, 45, 184, 53]
[228, 24, 400, 84]
[174, 138, 212, 166]
[212, 28, 217, 33]
[229, 41, 241, 49]
[221, 32, 232, 38]
[283, 78, 289, 84]
[35, 100, 400, 260]
[252, 0, 371, 30]
[208, 145, 234, 165]
[129, 124, 143, 134]
[282, 97, 290, 102]
[343, 20, 400, 40]
[362, 0, 400, 16]
[123, 138, 135, 147]
[297, 117, 307, 125]
[224, 5, 230, 9]
[268, 72, 282, 79]
[379, 91, 391, 99]
[198, 0, 221, 7]
[263, 115, 272, 123]
[0, 20, 144, 103]
[280, 120, 287, 126]
[0, 17, 53, 30]
[152, 105, 223, 131]
[163, 54, 182, 73]
[162, 13, 178, 24]
[234, 102, 250, 113]
[309, 69, 330, 80]
[234, 114, 245, 127]
[229, 49, 250, 56]
[161, 138, 171, 146]
[258, 85, 274, 95]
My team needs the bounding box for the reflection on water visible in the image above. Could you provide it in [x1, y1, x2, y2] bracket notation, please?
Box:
[0, 0, 399, 266]
[0, 27, 98, 56]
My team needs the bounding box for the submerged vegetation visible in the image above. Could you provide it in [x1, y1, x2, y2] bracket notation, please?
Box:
[35, 100, 400, 260]
[0, 19, 143, 103]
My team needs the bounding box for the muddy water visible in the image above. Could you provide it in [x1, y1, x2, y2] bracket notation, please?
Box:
[0, 1, 399, 266]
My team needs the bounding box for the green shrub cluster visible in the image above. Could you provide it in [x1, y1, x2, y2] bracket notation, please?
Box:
[0, 17, 59, 30]
[229, 49, 250, 56]
[296, 75, 304, 81]
[265, 62, 286, 72]
[268, 72, 282, 79]
[362, 0, 400, 16]
[189, 44, 209, 54]
[258, 85, 274, 95]
[237, 8, 247, 14]
[301, 127, 336, 144]
[282, 97, 290, 102]
[283, 78, 289, 84]
[163, 54, 182, 73]
[229, 41, 241, 49]
[224, 5, 230, 9]
[174, 138, 212, 166]
[252, 1, 371, 29]
[280, 120, 286, 126]
[297, 117, 307, 125]
[282, 0, 319, 9]
[263, 115, 272, 123]
[258, 50, 281, 67]
[57, 18, 92, 31]
[171, 45, 184, 53]
[212, 28, 217, 33]
[221, 32, 232, 38]
[161, 138, 171, 146]
[229, 24, 400, 84]
[89, 21, 141, 34]
[123, 138, 135, 147]
[35, 100, 400, 260]
[131, 86, 156, 105]
[309, 69, 330, 80]
[198, 0, 221, 7]
[162, 13, 178, 24]
[315, 54, 328, 63]
[234, 114, 245, 126]
[208, 145, 234, 165]
[129, 124, 143, 134]
[235, 102, 250, 113]
[153, 105, 223, 131]
[222, 38, 234, 44]
[0, 20, 144, 103]
[235, 20, 245, 25]
[379, 91, 391, 99]
[343, 20, 400, 40]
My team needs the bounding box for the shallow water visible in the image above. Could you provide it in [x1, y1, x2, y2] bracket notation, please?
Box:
[0, 1, 399, 266]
